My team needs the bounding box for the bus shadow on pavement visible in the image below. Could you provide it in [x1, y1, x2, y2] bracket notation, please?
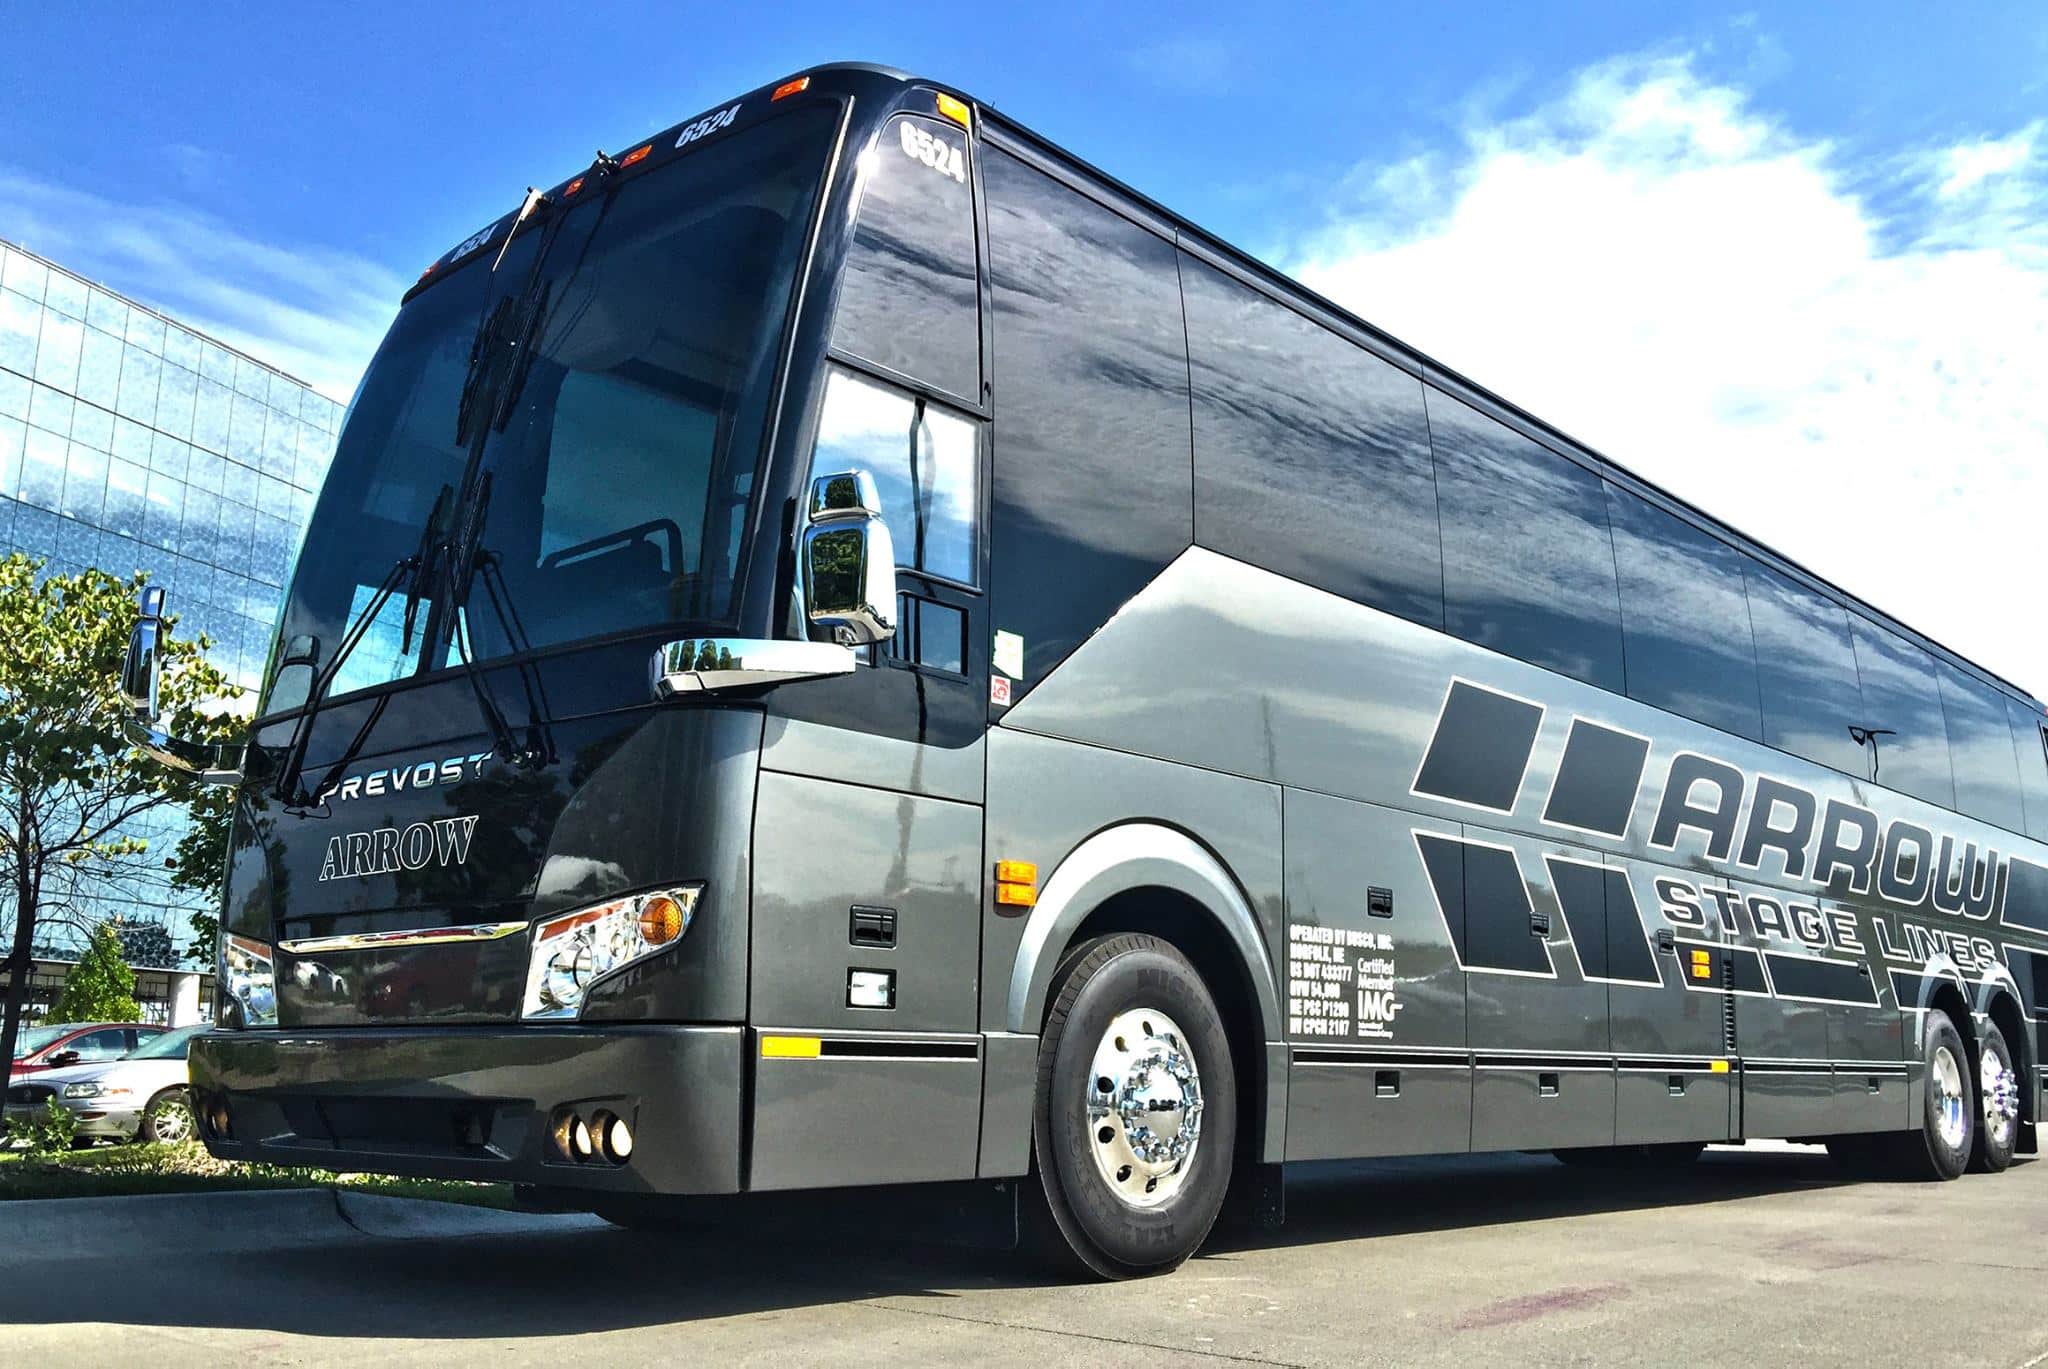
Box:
[1208, 1144, 1876, 1254]
[0, 1146, 1994, 1341]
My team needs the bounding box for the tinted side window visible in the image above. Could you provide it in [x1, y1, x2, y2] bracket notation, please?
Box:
[984, 149, 1191, 692]
[832, 115, 980, 404]
[1848, 620, 1956, 808]
[2009, 698, 2048, 842]
[71, 1030, 129, 1062]
[1182, 255, 1442, 627]
[1937, 667, 2025, 832]
[1605, 486, 1763, 740]
[808, 366, 979, 585]
[1428, 391, 1624, 692]
[1745, 564, 1868, 775]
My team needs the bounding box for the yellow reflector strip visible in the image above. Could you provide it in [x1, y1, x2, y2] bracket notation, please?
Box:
[995, 860, 1037, 885]
[760, 1035, 821, 1059]
[996, 882, 1036, 907]
[1711, 1060, 1731, 1074]
[936, 92, 971, 128]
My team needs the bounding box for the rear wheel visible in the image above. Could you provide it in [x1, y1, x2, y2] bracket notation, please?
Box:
[1865, 1009, 1975, 1181]
[1970, 1022, 2019, 1174]
[1030, 934, 1237, 1280]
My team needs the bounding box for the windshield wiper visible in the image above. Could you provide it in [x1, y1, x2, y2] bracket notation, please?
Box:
[270, 485, 453, 808]
[443, 474, 557, 771]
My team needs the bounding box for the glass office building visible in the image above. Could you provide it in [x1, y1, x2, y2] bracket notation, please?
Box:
[0, 236, 342, 1005]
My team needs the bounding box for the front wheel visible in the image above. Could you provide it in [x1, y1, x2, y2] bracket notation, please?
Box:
[1030, 934, 1237, 1280]
[138, 1087, 195, 1145]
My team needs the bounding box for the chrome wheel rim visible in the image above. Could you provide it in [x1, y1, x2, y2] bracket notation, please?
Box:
[1932, 1044, 1969, 1152]
[1086, 1007, 1204, 1208]
[1981, 1049, 2019, 1148]
[150, 1094, 194, 1145]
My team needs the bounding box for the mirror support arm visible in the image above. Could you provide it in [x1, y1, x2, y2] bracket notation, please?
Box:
[649, 638, 857, 698]
[120, 586, 245, 786]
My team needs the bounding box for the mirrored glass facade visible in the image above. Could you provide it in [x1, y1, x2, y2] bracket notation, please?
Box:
[0, 237, 342, 964]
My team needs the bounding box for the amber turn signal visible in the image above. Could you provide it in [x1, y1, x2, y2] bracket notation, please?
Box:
[638, 893, 687, 946]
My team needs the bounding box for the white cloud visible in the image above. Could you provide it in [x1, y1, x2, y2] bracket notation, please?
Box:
[1937, 124, 2038, 199]
[1288, 54, 2048, 697]
[0, 166, 402, 402]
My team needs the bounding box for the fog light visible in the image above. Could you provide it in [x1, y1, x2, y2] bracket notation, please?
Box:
[594, 1109, 633, 1163]
[570, 1115, 594, 1160]
[548, 1108, 577, 1160]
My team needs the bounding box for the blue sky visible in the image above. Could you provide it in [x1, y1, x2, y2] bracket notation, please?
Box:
[3, 3, 2045, 688]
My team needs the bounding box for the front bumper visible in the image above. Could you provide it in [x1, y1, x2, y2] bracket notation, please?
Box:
[189, 1024, 744, 1194]
[4, 1098, 142, 1140]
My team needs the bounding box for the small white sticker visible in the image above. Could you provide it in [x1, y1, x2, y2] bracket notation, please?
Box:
[993, 630, 1024, 680]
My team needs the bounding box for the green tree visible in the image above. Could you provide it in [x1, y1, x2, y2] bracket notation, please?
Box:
[0, 554, 236, 1073]
[169, 786, 233, 966]
[42, 922, 145, 1024]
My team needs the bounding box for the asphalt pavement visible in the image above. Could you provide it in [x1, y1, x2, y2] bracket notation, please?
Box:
[3, 1143, 2044, 1366]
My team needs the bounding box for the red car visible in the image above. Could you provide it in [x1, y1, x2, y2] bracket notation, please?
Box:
[9, 1023, 164, 1081]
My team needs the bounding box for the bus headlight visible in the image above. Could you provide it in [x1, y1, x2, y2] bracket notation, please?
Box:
[521, 886, 701, 1020]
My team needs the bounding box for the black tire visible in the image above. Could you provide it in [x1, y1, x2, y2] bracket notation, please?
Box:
[1970, 1022, 2018, 1174]
[1874, 1009, 1974, 1181]
[138, 1087, 195, 1145]
[1029, 934, 1237, 1280]
[1553, 1142, 1705, 1169]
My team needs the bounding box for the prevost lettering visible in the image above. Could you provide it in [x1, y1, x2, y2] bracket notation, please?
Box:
[1647, 750, 2010, 925]
[316, 751, 492, 807]
[318, 815, 480, 882]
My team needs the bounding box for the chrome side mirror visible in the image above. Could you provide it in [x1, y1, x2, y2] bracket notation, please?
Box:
[119, 585, 167, 724]
[802, 469, 897, 646]
[120, 586, 244, 786]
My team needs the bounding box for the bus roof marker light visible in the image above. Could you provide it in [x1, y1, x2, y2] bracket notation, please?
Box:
[772, 76, 810, 101]
[936, 93, 971, 129]
[620, 144, 652, 168]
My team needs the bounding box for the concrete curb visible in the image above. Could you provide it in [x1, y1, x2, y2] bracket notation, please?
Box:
[0, 1187, 602, 1263]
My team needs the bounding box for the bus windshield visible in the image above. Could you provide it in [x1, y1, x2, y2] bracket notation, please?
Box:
[264, 102, 837, 712]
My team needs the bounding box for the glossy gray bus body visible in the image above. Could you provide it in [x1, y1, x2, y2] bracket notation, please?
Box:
[190, 65, 2045, 1262]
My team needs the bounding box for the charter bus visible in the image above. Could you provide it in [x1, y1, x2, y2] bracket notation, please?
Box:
[122, 63, 2048, 1279]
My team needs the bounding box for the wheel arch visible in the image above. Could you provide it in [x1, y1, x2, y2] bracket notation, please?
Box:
[1006, 822, 1285, 1162]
